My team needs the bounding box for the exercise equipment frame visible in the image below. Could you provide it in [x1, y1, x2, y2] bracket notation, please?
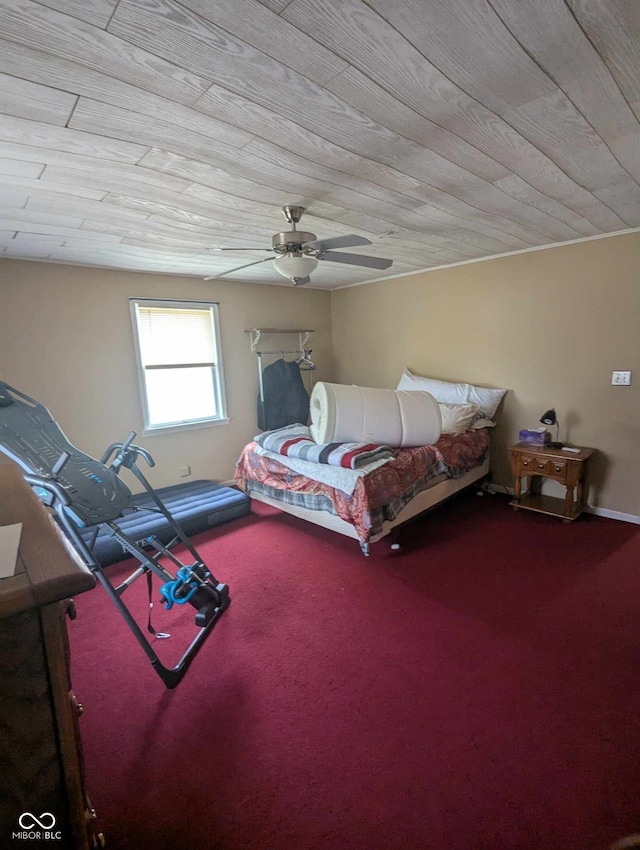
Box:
[0, 381, 230, 689]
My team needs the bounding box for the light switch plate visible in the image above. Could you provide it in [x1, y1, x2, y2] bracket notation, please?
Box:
[612, 370, 631, 385]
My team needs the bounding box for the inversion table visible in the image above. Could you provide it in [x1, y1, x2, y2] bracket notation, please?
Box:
[0, 381, 230, 688]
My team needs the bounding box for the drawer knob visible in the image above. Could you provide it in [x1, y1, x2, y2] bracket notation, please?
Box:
[66, 599, 77, 620]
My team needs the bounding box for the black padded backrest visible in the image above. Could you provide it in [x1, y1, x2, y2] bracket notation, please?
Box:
[0, 382, 131, 527]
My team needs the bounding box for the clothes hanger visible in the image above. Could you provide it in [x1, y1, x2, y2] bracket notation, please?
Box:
[295, 349, 316, 371]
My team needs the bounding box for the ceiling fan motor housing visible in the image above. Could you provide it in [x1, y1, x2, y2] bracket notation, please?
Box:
[281, 204, 306, 224]
[272, 231, 317, 252]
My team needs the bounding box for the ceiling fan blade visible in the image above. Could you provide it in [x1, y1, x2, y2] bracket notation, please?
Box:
[292, 276, 311, 286]
[207, 247, 270, 252]
[318, 251, 393, 270]
[304, 234, 371, 251]
[204, 256, 275, 280]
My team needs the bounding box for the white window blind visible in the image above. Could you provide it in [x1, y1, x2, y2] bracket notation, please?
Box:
[131, 300, 228, 432]
[136, 306, 216, 367]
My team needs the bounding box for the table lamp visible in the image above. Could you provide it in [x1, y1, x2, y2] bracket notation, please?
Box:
[540, 408, 562, 448]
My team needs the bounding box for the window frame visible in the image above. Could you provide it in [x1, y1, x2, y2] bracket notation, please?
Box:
[129, 298, 229, 436]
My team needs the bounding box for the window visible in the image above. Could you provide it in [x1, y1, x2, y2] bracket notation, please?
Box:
[130, 299, 228, 434]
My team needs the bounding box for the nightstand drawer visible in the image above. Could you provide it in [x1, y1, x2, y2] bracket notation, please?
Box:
[548, 460, 567, 480]
[513, 454, 567, 480]
[519, 455, 537, 472]
[532, 458, 550, 474]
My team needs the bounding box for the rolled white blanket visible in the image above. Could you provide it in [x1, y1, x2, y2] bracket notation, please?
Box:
[309, 382, 441, 448]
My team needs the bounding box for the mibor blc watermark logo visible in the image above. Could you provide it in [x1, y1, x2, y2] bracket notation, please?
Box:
[12, 812, 62, 841]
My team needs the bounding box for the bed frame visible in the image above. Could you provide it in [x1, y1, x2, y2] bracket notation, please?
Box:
[247, 457, 490, 555]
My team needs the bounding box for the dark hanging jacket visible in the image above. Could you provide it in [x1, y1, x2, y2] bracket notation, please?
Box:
[258, 359, 310, 431]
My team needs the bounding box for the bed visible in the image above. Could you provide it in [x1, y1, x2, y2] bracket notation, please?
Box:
[234, 428, 490, 555]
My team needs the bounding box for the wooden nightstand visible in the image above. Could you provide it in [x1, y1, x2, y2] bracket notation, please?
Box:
[508, 442, 595, 522]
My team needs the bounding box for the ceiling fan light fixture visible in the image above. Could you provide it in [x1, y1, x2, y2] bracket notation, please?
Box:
[272, 253, 318, 281]
[206, 205, 391, 282]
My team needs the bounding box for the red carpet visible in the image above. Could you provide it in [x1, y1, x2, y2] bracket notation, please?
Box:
[69, 492, 640, 850]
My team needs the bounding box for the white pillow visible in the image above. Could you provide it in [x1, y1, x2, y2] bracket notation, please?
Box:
[397, 368, 507, 419]
[438, 403, 479, 435]
[469, 413, 496, 430]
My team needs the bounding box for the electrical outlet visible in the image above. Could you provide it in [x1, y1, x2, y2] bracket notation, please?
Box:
[179, 464, 191, 478]
[611, 370, 631, 386]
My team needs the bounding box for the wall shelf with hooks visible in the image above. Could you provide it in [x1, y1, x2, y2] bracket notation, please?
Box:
[245, 328, 314, 353]
[245, 329, 316, 409]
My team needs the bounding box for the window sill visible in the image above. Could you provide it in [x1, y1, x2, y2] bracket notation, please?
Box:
[142, 417, 230, 437]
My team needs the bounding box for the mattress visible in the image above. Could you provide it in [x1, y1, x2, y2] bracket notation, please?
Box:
[309, 382, 441, 448]
[80, 479, 251, 566]
[236, 429, 489, 543]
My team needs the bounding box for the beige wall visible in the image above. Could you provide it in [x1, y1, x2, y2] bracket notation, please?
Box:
[331, 232, 640, 517]
[0, 260, 333, 488]
[1, 233, 638, 516]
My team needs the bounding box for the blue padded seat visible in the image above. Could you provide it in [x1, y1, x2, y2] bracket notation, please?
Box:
[80, 479, 250, 567]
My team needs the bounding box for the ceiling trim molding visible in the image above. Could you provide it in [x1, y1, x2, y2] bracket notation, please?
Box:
[3, 226, 638, 292]
[336, 228, 640, 290]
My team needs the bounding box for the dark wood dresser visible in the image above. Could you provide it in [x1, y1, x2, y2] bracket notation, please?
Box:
[0, 464, 104, 849]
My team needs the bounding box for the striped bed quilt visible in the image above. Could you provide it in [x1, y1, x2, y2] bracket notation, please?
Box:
[254, 424, 394, 469]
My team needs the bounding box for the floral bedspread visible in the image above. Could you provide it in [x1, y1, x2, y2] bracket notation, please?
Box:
[235, 429, 489, 543]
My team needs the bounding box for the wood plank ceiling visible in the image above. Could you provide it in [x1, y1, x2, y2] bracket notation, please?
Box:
[0, 0, 638, 289]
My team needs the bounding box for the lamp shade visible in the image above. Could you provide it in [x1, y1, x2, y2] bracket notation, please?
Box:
[540, 408, 563, 447]
[272, 254, 318, 280]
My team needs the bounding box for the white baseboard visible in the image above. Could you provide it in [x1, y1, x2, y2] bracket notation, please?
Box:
[485, 484, 640, 525]
[586, 506, 640, 525]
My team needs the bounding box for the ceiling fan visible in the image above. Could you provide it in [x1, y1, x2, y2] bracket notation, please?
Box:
[204, 205, 393, 285]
